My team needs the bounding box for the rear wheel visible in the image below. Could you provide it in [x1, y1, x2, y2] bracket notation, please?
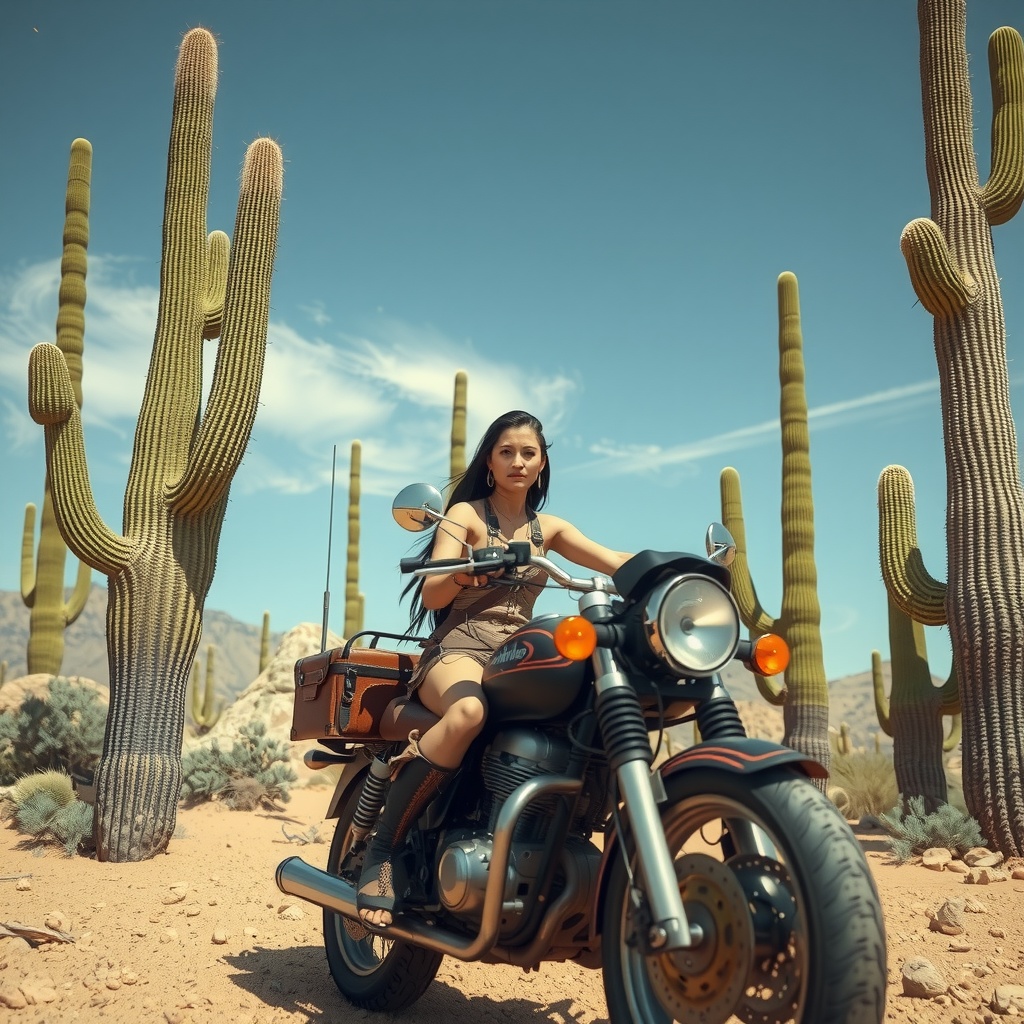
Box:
[601, 768, 886, 1024]
[323, 774, 443, 1011]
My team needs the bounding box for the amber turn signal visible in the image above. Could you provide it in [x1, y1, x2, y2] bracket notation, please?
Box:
[554, 616, 598, 661]
[750, 633, 790, 677]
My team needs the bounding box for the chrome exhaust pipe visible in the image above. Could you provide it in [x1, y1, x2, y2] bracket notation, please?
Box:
[276, 774, 582, 961]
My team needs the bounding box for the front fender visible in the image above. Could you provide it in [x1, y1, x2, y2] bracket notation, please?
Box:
[589, 737, 826, 944]
[660, 735, 827, 780]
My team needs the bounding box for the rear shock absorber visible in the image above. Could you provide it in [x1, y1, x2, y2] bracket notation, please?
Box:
[350, 755, 393, 841]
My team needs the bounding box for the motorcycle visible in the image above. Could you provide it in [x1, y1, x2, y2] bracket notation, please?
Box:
[276, 483, 887, 1024]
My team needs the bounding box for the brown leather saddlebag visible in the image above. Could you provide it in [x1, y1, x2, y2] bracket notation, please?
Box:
[291, 637, 420, 742]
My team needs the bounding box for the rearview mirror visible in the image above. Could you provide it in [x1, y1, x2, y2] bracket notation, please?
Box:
[392, 483, 445, 532]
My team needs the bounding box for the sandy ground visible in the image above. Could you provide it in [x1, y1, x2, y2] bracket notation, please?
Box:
[2, 782, 1023, 1024]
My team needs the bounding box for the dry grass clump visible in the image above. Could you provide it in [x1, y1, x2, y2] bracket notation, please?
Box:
[828, 750, 899, 820]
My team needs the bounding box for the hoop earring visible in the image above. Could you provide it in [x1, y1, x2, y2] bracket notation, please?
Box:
[486, 470, 494, 488]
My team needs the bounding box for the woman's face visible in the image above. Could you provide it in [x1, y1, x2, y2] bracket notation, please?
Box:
[487, 426, 546, 494]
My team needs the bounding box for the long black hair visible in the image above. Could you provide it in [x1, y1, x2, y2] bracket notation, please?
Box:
[402, 410, 551, 635]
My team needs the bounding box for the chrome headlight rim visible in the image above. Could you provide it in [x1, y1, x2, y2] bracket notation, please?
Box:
[643, 573, 740, 676]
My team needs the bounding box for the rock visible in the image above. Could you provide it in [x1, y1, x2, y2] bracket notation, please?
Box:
[1011, 866, 1024, 880]
[930, 898, 966, 935]
[964, 848, 1003, 868]
[277, 904, 305, 921]
[963, 897, 988, 913]
[19, 974, 58, 1004]
[965, 867, 1008, 884]
[159, 928, 178, 944]
[923, 847, 953, 870]
[212, 929, 229, 944]
[946, 859, 971, 875]
[15, 878, 31, 892]
[0, 985, 28, 1009]
[902, 957, 947, 998]
[43, 911, 71, 932]
[992, 984, 1024, 1014]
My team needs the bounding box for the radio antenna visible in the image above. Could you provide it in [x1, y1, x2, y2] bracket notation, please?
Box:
[321, 444, 338, 653]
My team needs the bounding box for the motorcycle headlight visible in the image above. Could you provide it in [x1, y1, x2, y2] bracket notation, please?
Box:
[643, 574, 740, 676]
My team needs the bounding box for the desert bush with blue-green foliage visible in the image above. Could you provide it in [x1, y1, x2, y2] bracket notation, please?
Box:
[0, 677, 106, 786]
[179, 720, 296, 811]
[3, 768, 94, 856]
[880, 795, 986, 864]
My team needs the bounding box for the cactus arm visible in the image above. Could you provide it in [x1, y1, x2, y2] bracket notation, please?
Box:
[872, 649, 893, 736]
[938, 660, 960, 715]
[165, 138, 283, 516]
[202, 230, 229, 339]
[943, 713, 963, 752]
[900, 217, 978, 318]
[719, 467, 776, 635]
[982, 27, 1024, 225]
[877, 465, 947, 626]
[21, 504, 38, 605]
[64, 559, 93, 625]
[28, 343, 133, 575]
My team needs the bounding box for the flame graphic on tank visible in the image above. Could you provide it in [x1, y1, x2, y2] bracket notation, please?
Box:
[487, 628, 572, 675]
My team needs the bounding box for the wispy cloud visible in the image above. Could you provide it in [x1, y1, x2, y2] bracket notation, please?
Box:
[570, 379, 942, 477]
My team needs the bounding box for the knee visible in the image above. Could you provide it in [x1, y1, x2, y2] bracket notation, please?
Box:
[444, 693, 488, 736]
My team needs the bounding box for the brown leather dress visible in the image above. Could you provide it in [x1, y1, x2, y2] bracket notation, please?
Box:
[407, 501, 546, 692]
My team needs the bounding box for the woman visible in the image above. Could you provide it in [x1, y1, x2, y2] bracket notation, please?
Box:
[358, 409, 631, 927]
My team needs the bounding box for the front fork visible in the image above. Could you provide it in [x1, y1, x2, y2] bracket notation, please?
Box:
[584, 592, 702, 955]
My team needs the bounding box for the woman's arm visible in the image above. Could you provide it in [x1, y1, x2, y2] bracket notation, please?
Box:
[541, 515, 632, 576]
[421, 501, 484, 610]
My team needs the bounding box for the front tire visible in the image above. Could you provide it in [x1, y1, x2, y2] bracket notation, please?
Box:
[323, 773, 444, 1012]
[601, 768, 886, 1024]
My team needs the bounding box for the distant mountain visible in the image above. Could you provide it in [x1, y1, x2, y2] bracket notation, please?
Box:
[0, 585, 284, 701]
[2, 585, 947, 755]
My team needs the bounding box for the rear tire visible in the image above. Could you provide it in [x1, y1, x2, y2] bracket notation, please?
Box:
[601, 767, 886, 1024]
[323, 773, 443, 1012]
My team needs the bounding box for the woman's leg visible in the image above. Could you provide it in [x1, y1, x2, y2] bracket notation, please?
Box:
[412, 656, 487, 768]
[379, 696, 439, 742]
[356, 657, 484, 927]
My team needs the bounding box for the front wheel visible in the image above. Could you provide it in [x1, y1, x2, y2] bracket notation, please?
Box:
[323, 773, 444, 1012]
[601, 768, 886, 1024]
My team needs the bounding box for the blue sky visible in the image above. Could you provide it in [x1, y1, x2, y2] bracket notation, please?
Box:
[2, 0, 1023, 683]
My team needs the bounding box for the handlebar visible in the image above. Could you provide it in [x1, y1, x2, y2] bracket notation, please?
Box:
[402, 540, 618, 596]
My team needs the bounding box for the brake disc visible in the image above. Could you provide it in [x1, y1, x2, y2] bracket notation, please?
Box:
[645, 852, 755, 1024]
[727, 854, 805, 1024]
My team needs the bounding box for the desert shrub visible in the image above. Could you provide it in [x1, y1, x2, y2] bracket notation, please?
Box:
[827, 750, 899, 820]
[6, 768, 94, 856]
[180, 720, 296, 810]
[879, 795, 986, 864]
[0, 677, 107, 785]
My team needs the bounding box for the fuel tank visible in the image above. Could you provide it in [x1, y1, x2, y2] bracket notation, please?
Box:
[482, 613, 589, 722]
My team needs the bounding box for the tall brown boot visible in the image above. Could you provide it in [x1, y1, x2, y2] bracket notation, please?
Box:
[356, 736, 457, 925]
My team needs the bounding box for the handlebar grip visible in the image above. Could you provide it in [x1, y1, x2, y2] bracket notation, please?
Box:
[400, 556, 466, 573]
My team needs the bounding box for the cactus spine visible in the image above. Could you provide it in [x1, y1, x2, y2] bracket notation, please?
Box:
[721, 272, 830, 775]
[344, 440, 363, 640]
[26, 28, 283, 861]
[20, 139, 94, 675]
[883, 0, 1024, 853]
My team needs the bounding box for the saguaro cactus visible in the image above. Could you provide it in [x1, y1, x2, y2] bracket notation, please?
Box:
[450, 370, 468, 481]
[871, 589, 960, 811]
[21, 139, 94, 675]
[343, 440, 363, 640]
[721, 271, 830, 774]
[883, 0, 1024, 853]
[188, 644, 223, 733]
[259, 611, 271, 673]
[27, 28, 283, 861]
